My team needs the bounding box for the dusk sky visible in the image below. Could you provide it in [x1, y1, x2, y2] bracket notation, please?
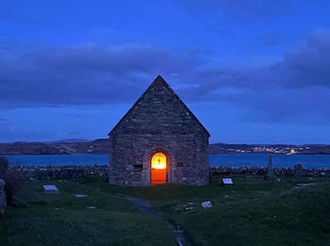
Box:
[1, 0, 330, 144]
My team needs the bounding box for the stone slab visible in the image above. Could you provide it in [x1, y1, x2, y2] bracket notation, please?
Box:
[74, 194, 87, 198]
[43, 185, 59, 193]
[201, 201, 212, 209]
[222, 178, 233, 185]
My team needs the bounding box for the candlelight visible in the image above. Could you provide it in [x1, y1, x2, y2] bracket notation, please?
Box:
[151, 152, 166, 169]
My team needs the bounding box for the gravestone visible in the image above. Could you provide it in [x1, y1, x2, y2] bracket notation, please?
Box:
[74, 194, 87, 198]
[294, 163, 305, 177]
[265, 155, 274, 180]
[326, 170, 330, 178]
[0, 179, 6, 214]
[43, 185, 59, 194]
[185, 201, 194, 211]
[222, 178, 233, 185]
[201, 201, 212, 209]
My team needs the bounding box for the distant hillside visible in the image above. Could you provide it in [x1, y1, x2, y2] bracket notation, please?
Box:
[0, 139, 109, 155]
[0, 140, 330, 155]
[45, 139, 90, 144]
[209, 143, 330, 154]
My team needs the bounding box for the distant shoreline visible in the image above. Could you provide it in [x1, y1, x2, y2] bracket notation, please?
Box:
[1, 139, 330, 155]
[4, 153, 330, 169]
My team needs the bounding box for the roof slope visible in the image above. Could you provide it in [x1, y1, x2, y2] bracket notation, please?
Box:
[108, 75, 210, 137]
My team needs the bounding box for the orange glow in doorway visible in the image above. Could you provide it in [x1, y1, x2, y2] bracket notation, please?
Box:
[151, 152, 166, 185]
[151, 152, 166, 169]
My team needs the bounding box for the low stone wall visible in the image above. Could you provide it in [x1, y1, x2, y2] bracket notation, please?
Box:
[0, 179, 6, 214]
[210, 166, 330, 177]
[13, 165, 109, 180]
[8, 165, 330, 181]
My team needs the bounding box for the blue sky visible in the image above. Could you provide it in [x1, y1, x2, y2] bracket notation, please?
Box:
[1, 0, 330, 144]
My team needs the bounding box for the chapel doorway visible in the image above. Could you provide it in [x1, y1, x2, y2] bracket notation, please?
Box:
[151, 152, 167, 185]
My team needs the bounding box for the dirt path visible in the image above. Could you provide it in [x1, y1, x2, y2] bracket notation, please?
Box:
[127, 197, 194, 246]
[127, 197, 160, 219]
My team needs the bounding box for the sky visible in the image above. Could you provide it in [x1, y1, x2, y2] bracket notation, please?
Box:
[1, 0, 330, 144]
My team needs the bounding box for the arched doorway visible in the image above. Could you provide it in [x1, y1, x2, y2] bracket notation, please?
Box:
[151, 152, 167, 185]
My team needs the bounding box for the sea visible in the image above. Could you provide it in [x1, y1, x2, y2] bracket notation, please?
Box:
[3, 153, 330, 168]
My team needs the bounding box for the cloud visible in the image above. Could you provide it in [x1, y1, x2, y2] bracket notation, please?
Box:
[0, 43, 202, 108]
[281, 29, 330, 88]
[176, 29, 330, 123]
[188, 29, 330, 92]
[1, 29, 330, 125]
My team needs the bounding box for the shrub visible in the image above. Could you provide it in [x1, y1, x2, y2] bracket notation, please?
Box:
[0, 157, 21, 205]
[2, 170, 22, 205]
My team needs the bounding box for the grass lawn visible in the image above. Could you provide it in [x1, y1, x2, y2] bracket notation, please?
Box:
[1, 175, 330, 245]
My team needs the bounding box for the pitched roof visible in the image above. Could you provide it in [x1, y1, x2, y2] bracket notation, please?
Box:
[108, 75, 210, 137]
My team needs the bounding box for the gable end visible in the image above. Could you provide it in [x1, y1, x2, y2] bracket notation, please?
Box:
[108, 75, 210, 137]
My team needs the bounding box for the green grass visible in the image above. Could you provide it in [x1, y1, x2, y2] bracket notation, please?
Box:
[1, 176, 330, 245]
[0, 177, 175, 246]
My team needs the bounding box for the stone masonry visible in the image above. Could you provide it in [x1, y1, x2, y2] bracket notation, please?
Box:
[108, 75, 210, 186]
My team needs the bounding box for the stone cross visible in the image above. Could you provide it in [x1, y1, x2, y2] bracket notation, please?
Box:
[0, 179, 6, 214]
[265, 155, 274, 180]
[294, 163, 304, 177]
